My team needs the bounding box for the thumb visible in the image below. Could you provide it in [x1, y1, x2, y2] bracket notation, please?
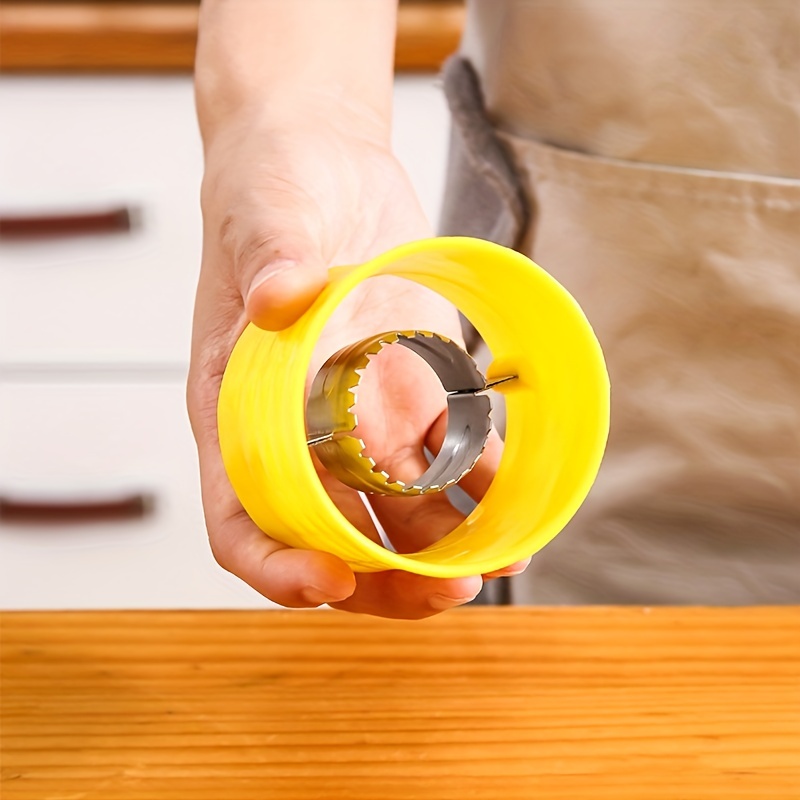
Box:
[241, 238, 329, 331]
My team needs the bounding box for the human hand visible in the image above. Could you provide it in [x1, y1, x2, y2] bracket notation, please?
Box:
[188, 112, 529, 619]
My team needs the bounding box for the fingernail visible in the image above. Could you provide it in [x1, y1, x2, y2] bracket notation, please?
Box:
[246, 259, 298, 300]
[301, 585, 337, 606]
[428, 591, 479, 610]
[498, 566, 528, 577]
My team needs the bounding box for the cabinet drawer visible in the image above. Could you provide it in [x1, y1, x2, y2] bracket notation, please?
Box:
[0, 76, 202, 366]
[0, 380, 274, 609]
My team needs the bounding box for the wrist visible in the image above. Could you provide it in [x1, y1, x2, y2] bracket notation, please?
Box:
[195, 0, 397, 149]
[197, 84, 392, 153]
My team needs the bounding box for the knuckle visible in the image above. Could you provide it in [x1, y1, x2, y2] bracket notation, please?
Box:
[237, 233, 280, 278]
[207, 520, 238, 573]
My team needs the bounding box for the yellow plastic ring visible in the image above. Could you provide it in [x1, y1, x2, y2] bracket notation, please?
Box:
[218, 237, 610, 578]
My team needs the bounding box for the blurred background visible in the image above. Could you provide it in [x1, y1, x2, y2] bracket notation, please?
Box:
[0, 0, 464, 609]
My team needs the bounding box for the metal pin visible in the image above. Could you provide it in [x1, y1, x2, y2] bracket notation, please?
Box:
[306, 432, 335, 448]
[447, 375, 518, 397]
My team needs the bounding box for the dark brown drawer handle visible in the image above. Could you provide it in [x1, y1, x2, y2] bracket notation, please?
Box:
[0, 206, 133, 239]
[0, 493, 154, 524]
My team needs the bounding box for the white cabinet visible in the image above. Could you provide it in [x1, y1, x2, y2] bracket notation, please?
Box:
[0, 78, 203, 366]
[0, 380, 270, 609]
[0, 74, 450, 609]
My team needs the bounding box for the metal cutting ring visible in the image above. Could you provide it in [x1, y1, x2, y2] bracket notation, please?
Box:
[306, 330, 494, 496]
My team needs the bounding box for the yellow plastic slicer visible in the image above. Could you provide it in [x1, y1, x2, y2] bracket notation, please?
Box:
[218, 237, 610, 578]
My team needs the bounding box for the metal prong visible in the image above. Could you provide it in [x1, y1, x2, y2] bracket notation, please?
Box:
[307, 432, 335, 447]
[481, 375, 519, 392]
[447, 375, 518, 396]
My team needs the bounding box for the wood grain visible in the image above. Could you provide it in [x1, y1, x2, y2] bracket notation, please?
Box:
[2, 607, 799, 799]
[0, 1, 464, 73]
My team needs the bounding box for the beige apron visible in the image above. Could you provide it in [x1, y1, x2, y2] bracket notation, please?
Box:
[441, 0, 800, 604]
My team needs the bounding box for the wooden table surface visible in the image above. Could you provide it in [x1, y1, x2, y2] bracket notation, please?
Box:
[2, 607, 799, 799]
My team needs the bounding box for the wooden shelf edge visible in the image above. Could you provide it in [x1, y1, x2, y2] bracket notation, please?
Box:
[0, 1, 464, 73]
